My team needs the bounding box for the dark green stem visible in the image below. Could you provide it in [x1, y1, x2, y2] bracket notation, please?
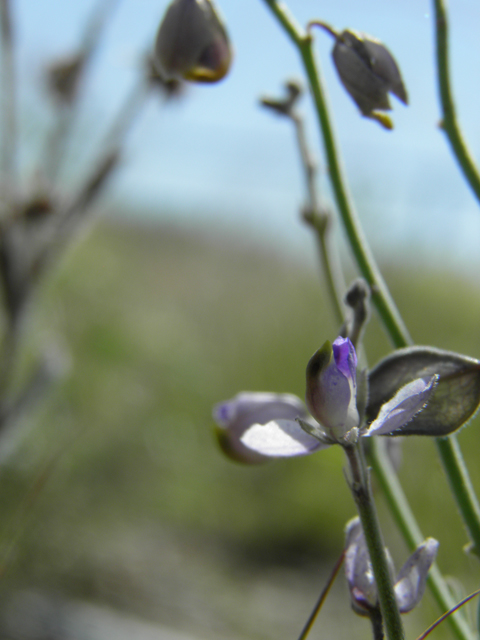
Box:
[369, 607, 385, 640]
[345, 444, 404, 640]
[433, 0, 480, 205]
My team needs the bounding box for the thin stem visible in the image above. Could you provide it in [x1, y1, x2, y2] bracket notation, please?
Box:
[432, 0, 480, 205]
[42, 0, 121, 185]
[369, 607, 385, 640]
[261, 2, 480, 627]
[369, 438, 475, 640]
[436, 436, 480, 557]
[297, 38, 411, 350]
[345, 443, 404, 640]
[290, 112, 345, 325]
[296, 550, 345, 640]
[416, 589, 480, 640]
[0, 0, 16, 193]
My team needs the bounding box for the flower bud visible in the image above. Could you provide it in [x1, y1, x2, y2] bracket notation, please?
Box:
[305, 337, 359, 440]
[213, 392, 309, 464]
[331, 29, 408, 128]
[153, 0, 232, 84]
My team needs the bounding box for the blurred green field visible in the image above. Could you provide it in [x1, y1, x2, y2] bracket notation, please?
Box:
[0, 218, 479, 639]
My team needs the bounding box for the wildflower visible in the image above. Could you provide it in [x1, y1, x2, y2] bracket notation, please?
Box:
[153, 0, 232, 83]
[331, 28, 408, 129]
[213, 337, 438, 460]
[345, 517, 439, 616]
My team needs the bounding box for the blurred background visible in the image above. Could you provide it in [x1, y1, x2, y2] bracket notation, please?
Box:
[0, 0, 480, 639]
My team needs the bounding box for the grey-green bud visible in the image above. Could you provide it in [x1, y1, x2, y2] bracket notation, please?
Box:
[332, 29, 408, 129]
[154, 0, 232, 84]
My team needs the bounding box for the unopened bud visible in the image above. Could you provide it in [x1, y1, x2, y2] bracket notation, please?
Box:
[331, 29, 408, 129]
[305, 337, 359, 440]
[153, 0, 232, 84]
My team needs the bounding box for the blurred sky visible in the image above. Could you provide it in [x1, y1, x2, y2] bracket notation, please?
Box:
[13, 0, 480, 272]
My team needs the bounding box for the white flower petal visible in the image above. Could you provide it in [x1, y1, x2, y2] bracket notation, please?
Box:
[394, 538, 439, 613]
[241, 419, 328, 458]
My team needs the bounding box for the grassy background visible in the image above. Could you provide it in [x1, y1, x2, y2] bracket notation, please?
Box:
[0, 218, 479, 639]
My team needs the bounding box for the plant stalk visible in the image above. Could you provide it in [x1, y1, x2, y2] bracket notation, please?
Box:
[345, 443, 404, 640]
[433, 0, 480, 206]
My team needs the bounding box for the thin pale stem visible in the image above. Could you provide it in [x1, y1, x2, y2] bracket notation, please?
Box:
[296, 550, 345, 640]
[290, 112, 345, 324]
[42, 0, 121, 185]
[345, 443, 404, 640]
[433, 0, 480, 205]
[261, 3, 480, 628]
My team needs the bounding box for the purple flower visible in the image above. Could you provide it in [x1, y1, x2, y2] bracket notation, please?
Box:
[345, 517, 438, 616]
[212, 337, 438, 461]
[306, 337, 359, 440]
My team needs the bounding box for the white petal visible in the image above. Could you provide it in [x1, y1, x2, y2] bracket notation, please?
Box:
[394, 538, 439, 613]
[241, 419, 328, 458]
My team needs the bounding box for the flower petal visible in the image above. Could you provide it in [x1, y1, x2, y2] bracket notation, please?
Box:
[306, 338, 359, 439]
[344, 518, 378, 612]
[213, 392, 308, 463]
[365, 375, 438, 436]
[394, 538, 439, 613]
[240, 419, 328, 458]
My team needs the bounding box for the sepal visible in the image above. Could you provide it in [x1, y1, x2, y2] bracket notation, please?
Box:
[367, 347, 480, 436]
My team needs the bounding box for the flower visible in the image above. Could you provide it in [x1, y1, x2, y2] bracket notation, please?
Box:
[212, 337, 438, 461]
[153, 0, 232, 84]
[331, 29, 408, 129]
[306, 337, 359, 440]
[345, 517, 439, 616]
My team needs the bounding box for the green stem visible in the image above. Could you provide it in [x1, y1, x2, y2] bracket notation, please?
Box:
[370, 438, 475, 640]
[436, 436, 480, 557]
[369, 607, 385, 640]
[345, 444, 404, 640]
[433, 0, 480, 205]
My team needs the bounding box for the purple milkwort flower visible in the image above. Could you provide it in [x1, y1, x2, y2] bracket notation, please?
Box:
[345, 517, 439, 616]
[212, 337, 437, 461]
[306, 337, 359, 440]
[154, 0, 232, 84]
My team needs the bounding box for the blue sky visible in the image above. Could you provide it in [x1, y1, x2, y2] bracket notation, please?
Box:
[14, 0, 480, 272]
